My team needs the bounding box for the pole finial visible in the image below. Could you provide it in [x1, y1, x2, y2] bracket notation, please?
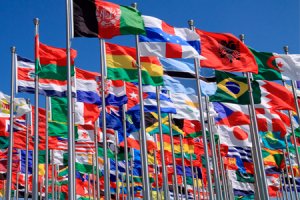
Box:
[26, 98, 30, 104]
[33, 18, 39, 25]
[188, 19, 194, 27]
[239, 34, 245, 42]
[283, 46, 289, 54]
[131, 3, 137, 9]
[11, 46, 16, 53]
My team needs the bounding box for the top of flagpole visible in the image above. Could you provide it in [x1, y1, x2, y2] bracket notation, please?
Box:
[284, 46, 289, 54]
[131, 2, 137, 9]
[188, 19, 194, 27]
[239, 34, 245, 42]
[33, 18, 39, 25]
[11, 46, 16, 53]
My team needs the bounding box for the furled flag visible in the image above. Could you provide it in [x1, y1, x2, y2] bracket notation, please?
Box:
[196, 29, 258, 73]
[249, 48, 282, 81]
[73, 0, 145, 39]
[212, 102, 250, 127]
[209, 71, 261, 104]
[139, 15, 203, 59]
[17, 55, 75, 97]
[274, 54, 300, 81]
[106, 42, 163, 86]
[126, 82, 176, 113]
[0, 91, 31, 117]
[36, 42, 77, 79]
[217, 125, 252, 147]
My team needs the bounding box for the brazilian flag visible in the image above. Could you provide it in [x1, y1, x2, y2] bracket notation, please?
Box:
[209, 71, 261, 104]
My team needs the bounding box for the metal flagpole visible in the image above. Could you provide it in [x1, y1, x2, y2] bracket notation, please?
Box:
[194, 167, 200, 200]
[284, 136, 299, 200]
[99, 38, 110, 200]
[88, 173, 91, 199]
[282, 170, 290, 200]
[115, 131, 120, 200]
[283, 151, 294, 200]
[179, 135, 188, 198]
[205, 96, 222, 200]
[45, 96, 50, 199]
[217, 139, 229, 200]
[122, 104, 131, 199]
[280, 173, 288, 200]
[167, 112, 179, 199]
[25, 99, 31, 200]
[189, 155, 196, 199]
[130, 148, 135, 200]
[156, 86, 169, 200]
[131, 3, 151, 199]
[94, 119, 100, 199]
[92, 154, 96, 200]
[188, 19, 214, 199]
[51, 150, 55, 199]
[5, 46, 16, 200]
[65, 0, 76, 199]
[153, 134, 160, 200]
[239, 34, 269, 199]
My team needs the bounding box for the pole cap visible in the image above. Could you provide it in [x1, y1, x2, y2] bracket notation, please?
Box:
[188, 19, 194, 27]
[131, 3, 137, 9]
[11, 46, 16, 53]
[26, 98, 30, 104]
[239, 34, 245, 42]
[33, 18, 39, 25]
[283, 46, 289, 54]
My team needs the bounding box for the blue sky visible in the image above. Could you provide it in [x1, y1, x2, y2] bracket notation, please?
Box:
[0, 0, 299, 103]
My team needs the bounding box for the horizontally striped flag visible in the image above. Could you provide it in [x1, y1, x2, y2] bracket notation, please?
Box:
[139, 15, 205, 59]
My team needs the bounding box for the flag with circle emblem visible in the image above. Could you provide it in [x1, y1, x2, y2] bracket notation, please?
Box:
[217, 125, 252, 147]
[209, 71, 261, 104]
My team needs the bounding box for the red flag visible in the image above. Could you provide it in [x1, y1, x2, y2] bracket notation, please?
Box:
[196, 29, 258, 73]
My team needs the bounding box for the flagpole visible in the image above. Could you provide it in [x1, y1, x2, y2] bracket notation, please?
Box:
[115, 131, 120, 200]
[194, 167, 200, 199]
[122, 104, 131, 199]
[99, 38, 110, 200]
[284, 136, 299, 200]
[283, 46, 300, 170]
[24, 99, 30, 200]
[153, 134, 160, 200]
[45, 96, 50, 199]
[283, 152, 294, 200]
[281, 172, 289, 200]
[5, 46, 16, 200]
[239, 34, 269, 199]
[217, 138, 229, 200]
[179, 134, 188, 198]
[65, 0, 76, 199]
[51, 150, 55, 199]
[188, 19, 214, 200]
[167, 112, 179, 199]
[205, 96, 222, 200]
[130, 148, 135, 200]
[94, 119, 100, 199]
[156, 86, 170, 200]
[92, 154, 96, 200]
[189, 155, 197, 199]
[131, 3, 151, 199]
[88, 173, 91, 199]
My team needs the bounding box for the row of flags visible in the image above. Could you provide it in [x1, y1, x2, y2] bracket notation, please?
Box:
[1, 0, 300, 199]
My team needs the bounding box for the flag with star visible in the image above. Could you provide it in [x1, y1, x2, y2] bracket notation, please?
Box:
[209, 71, 261, 104]
[275, 54, 300, 81]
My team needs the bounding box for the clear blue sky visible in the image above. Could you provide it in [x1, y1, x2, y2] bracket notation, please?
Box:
[0, 0, 299, 104]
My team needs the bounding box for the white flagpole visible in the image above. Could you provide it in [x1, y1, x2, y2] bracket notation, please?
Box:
[283, 153, 294, 200]
[179, 135, 188, 198]
[281, 172, 289, 200]
[5, 46, 16, 200]
[94, 119, 100, 199]
[153, 134, 161, 200]
[24, 99, 31, 200]
[51, 150, 55, 199]
[115, 131, 120, 200]
[45, 96, 50, 199]
[65, 0, 76, 199]
[156, 86, 170, 200]
[131, 3, 151, 199]
[188, 19, 214, 199]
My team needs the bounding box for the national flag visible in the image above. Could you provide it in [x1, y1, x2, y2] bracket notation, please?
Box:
[172, 118, 202, 138]
[266, 174, 281, 197]
[262, 148, 284, 168]
[227, 146, 254, 174]
[73, 0, 145, 39]
[139, 15, 203, 59]
[212, 102, 250, 127]
[209, 71, 261, 104]
[123, 131, 156, 152]
[217, 125, 252, 147]
[274, 54, 300, 81]
[196, 29, 258, 73]
[106, 80, 127, 106]
[260, 131, 290, 149]
[36, 42, 77, 79]
[249, 48, 282, 81]
[106, 42, 163, 86]
[227, 170, 255, 198]
[162, 75, 196, 95]
[0, 91, 31, 117]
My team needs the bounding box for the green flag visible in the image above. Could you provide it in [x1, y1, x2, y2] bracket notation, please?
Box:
[209, 71, 261, 104]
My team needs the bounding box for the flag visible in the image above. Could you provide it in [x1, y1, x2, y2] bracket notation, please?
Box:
[266, 174, 281, 197]
[106, 80, 127, 106]
[227, 170, 255, 199]
[139, 15, 203, 59]
[173, 119, 202, 138]
[17, 55, 75, 97]
[36, 43, 77, 79]
[260, 131, 289, 149]
[209, 71, 261, 104]
[213, 102, 249, 127]
[262, 148, 284, 168]
[249, 48, 282, 81]
[217, 125, 252, 147]
[0, 91, 31, 117]
[162, 75, 196, 95]
[227, 146, 253, 174]
[73, 0, 145, 39]
[196, 29, 258, 73]
[106, 42, 163, 86]
[275, 54, 300, 81]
